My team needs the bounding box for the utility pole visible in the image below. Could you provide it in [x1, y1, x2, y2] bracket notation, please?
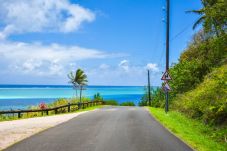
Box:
[147, 70, 151, 106]
[165, 0, 170, 113]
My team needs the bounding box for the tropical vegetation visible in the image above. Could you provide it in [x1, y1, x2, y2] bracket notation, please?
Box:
[68, 69, 88, 107]
[0, 97, 102, 121]
[142, 0, 227, 150]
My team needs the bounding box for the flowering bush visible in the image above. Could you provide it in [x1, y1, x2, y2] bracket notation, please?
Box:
[39, 102, 47, 110]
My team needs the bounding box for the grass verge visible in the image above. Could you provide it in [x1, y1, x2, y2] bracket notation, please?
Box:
[147, 107, 227, 151]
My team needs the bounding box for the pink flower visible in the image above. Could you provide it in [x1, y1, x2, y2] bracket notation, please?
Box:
[39, 102, 47, 110]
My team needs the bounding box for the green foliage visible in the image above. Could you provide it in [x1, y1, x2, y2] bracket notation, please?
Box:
[188, 0, 227, 36]
[139, 86, 155, 106]
[70, 97, 90, 103]
[68, 68, 88, 103]
[149, 107, 227, 151]
[103, 100, 118, 105]
[173, 65, 227, 125]
[120, 101, 135, 106]
[139, 87, 149, 106]
[49, 98, 69, 107]
[140, 86, 165, 107]
[138, 99, 148, 106]
[143, 23, 227, 127]
[0, 97, 101, 121]
[151, 88, 165, 108]
[93, 93, 103, 101]
[169, 34, 227, 96]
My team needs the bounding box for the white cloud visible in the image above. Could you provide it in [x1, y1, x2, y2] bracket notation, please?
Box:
[0, 0, 95, 39]
[118, 60, 129, 71]
[87, 61, 162, 86]
[0, 41, 112, 76]
[99, 64, 110, 70]
[146, 63, 159, 72]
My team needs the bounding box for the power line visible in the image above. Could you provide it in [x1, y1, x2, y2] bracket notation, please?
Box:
[170, 23, 194, 42]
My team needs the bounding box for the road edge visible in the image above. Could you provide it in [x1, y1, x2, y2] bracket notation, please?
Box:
[2, 109, 100, 151]
[144, 107, 195, 151]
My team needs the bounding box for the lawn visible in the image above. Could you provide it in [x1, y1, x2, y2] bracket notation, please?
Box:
[148, 107, 227, 151]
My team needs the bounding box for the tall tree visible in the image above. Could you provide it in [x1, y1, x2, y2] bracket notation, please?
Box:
[188, 0, 226, 36]
[68, 69, 88, 104]
[68, 71, 78, 97]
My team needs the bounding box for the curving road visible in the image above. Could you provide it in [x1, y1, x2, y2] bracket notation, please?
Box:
[5, 106, 193, 151]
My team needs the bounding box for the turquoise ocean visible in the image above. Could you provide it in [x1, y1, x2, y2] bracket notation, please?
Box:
[0, 85, 148, 110]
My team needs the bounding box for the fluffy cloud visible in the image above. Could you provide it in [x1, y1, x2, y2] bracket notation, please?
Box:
[87, 61, 162, 86]
[0, 0, 95, 39]
[118, 60, 129, 71]
[0, 41, 112, 76]
[146, 63, 159, 72]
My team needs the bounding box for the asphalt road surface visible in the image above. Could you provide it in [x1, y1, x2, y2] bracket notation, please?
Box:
[5, 106, 193, 151]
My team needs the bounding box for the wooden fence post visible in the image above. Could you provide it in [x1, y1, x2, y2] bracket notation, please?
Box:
[68, 103, 71, 112]
[46, 110, 49, 115]
[18, 112, 21, 118]
[55, 109, 57, 114]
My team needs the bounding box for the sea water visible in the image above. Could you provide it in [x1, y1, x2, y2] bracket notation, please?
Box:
[0, 85, 148, 110]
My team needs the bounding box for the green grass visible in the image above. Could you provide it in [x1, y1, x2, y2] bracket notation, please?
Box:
[0, 105, 104, 122]
[148, 107, 227, 151]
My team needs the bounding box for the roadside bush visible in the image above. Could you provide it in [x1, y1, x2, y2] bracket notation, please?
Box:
[103, 100, 118, 105]
[93, 93, 103, 101]
[70, 97, 90, 103]
[140, 86, 166, 107]
[49, 98, 69, 108]
[139, 87, 149, 106]
[169, 34, 227, 97]
[151, 88, 165, 108]
[120, 101, 135, 106]
[173, 65, 227, 125]
[138, 99, 148, 106]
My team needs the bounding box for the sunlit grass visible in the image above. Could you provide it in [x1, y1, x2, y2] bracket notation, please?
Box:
[148, 107, 227, 151]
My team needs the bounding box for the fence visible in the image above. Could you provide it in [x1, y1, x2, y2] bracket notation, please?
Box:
[0, 101, 103, 119]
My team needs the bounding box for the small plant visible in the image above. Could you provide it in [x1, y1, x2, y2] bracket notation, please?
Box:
[39, 102, 47, 110]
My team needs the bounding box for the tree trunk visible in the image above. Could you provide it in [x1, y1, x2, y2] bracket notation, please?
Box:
[79, 86, 82, 104]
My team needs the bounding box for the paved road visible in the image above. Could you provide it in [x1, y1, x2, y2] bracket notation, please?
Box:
[5, 107, 193, 151]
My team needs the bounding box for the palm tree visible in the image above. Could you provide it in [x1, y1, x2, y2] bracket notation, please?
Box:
[188, 0, 223, 36]
[68, 69, 88, 105]
[68, 71, 78, 97]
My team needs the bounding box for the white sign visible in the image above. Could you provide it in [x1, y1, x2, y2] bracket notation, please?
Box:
[162, 82, 171, 92]
[161, 71, 172, 81]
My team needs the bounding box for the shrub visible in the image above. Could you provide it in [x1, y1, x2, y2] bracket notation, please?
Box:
[103, 100, 118, 105]
[39, 102, 47, 110]
[140, 86, 165, 107]
[70, 97, 90, 104]
[120, 101, 135, 106]
[138, 99, 148, 106]
[49, 98, 69, 108]
[93, 93, 103, 101]
[173, 65, 227, 125]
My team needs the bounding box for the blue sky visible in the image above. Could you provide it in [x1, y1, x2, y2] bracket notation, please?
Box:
[0, 0, 202, 86]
